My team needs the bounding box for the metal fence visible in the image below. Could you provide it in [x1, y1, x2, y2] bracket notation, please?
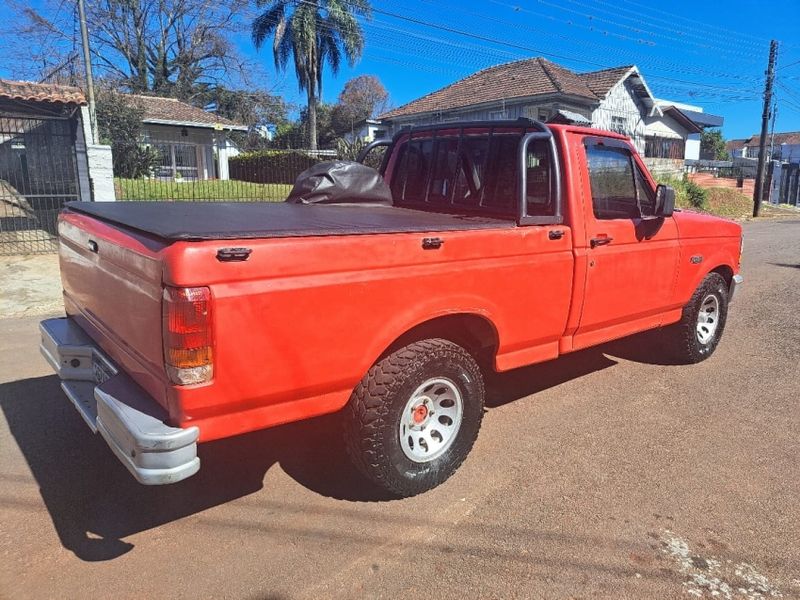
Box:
[771, 161, 800, 206]
[0, 115, 80, 255]
[113, 134, 339, 203]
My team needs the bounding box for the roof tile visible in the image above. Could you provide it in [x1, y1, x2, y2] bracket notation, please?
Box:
[578, 66, 635, 98]
[0, 79, 86, 105]
[379, 57, 599, 120]
[129, 94, 246, 129]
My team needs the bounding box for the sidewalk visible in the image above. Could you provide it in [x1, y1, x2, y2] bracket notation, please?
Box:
[0, 254, 63, 319]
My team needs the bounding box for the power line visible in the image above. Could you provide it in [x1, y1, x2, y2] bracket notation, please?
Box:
[399, 0, 763, 82]
[335, 1, 761, 93]
[561, 0, 767, 51]
[604, 0, 793, 48]
[529, 0, 763, 60]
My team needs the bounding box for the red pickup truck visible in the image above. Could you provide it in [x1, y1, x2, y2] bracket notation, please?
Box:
[40, 120, 743, 497]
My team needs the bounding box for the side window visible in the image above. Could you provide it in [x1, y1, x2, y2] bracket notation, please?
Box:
[585, 144, 640, 220]
[525, 140, 555, 217]
[634, 163, 656, 216]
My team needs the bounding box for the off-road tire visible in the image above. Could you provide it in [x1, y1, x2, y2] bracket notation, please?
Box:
[662, 272, 729, 364]
[344, 338, 484, 497]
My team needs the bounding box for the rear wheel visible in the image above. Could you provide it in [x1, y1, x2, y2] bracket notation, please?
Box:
[344, 338, 484, 497]
[661, 272, 729, 363]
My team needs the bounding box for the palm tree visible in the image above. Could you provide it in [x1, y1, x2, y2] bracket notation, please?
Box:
[252, 0, 370, 150]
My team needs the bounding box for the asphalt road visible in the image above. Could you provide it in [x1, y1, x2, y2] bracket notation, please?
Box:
[1, 220, 799, 600]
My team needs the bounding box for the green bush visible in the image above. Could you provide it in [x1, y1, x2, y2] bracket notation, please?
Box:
[229, 150, 322, 184]
[655, 175, 708, 211]
[684, 178, 709, 210]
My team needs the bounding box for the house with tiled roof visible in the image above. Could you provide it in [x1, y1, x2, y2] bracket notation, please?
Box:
[377, 57, 723, 165]
[127, 94, 247, 180]
[727, 131, 800, 162]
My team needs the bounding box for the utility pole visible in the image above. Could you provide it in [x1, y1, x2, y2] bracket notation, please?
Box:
[753, 40, 778, 217]
[769, 101, 777, 159]
[77, 0, 99, 144]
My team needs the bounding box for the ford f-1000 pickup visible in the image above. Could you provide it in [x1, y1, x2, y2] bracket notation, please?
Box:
[40, 120, 743, 496]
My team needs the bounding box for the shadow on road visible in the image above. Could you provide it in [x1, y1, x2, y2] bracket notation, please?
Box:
[1, 332, 671, 563]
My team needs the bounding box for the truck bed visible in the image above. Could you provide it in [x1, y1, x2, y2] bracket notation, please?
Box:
[65, 201, 514, 241]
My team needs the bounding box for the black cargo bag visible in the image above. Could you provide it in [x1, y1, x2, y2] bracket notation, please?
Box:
[286, 160, 393, 205]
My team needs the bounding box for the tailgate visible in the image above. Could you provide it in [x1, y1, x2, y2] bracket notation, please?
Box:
[58, 210, 169, 407]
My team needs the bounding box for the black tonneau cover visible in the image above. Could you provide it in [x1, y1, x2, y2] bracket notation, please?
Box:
[65, 201, 514, 241]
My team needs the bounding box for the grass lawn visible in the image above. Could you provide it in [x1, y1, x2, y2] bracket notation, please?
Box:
[115, 178, 292, 201]
[688, 188, 799, 220]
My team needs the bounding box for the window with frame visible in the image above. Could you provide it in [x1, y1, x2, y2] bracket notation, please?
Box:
[488, 110, 507, 120]
[585, 144, 640, 219]
[610, 116, 627, 134]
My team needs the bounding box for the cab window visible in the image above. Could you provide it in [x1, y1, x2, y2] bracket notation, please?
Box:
[585, 144, 640, 220]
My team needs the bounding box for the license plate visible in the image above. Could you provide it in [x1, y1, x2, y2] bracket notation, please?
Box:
[92, 355, 114, 384]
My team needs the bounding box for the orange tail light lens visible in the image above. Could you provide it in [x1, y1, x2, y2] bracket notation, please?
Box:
[163, 286, 214, 385]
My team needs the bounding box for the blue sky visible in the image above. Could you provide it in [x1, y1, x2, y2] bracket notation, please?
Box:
[241, 0, 800, 140]
[3, 0, 800, 140]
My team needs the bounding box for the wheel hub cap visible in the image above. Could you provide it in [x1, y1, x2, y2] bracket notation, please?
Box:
[399, 378, 464, 463]
[696, 293, 720, 344]
[412, 403, 429, 424]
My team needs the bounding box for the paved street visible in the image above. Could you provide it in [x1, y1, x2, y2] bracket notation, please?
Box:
[1, 219, 799, 600]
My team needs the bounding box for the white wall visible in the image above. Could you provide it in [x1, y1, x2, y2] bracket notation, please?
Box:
[643, 113, 687, 139]
[685, 134, 701, 161]
[80, 105, 116, 201]
[592, 79, 647, 154]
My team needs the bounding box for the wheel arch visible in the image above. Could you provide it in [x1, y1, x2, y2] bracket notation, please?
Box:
[710, 264, 734, 290]
[376, 313, 500, 368]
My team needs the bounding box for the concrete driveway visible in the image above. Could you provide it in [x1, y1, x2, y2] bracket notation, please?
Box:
[1, 220, 799, 600]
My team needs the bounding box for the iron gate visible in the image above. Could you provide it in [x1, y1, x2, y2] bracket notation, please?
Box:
[0, 114, 80, 255]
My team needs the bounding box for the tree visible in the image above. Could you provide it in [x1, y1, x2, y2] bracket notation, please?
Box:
[6, 0, 250, 99]
[332, 75, 389, 133]
[700, 129, 730, 161]
[252, 0, 371, 150]
[191, 85, 290, 128]
[272, 102, 338, 149]
[95, 91, 161, 178]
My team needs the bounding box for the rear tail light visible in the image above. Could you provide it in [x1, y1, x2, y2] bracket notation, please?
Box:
[163, 286, 214, 385]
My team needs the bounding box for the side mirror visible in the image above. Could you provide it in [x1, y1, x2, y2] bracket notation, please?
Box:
[655, 184, 676, 217]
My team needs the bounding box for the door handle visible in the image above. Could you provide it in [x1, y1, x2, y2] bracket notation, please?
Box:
[548, 230, 565, 240]
[590, 236, 613, 248]
[422, 237, 444, 250]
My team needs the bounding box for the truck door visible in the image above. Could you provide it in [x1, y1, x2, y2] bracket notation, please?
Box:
[573, 137, 679, 348]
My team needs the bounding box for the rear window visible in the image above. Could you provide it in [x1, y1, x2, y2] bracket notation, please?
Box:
[390, 133, 522, 216]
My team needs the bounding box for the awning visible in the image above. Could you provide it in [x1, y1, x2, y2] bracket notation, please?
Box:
[675, 108, 724, 128]
[554, 109, 591, 126]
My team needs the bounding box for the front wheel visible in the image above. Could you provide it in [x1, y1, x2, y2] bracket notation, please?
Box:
[661, 272, 729, 363]
[344, 338, 485, 497]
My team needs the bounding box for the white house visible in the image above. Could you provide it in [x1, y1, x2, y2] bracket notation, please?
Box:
[129, 94, 247, 180]
[727, 131, 800, 162]
[343, 118, 389, 143]
[377, 58, 723, 167]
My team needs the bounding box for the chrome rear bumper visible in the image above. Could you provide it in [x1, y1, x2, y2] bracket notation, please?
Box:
[39, 317, 200, 485]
